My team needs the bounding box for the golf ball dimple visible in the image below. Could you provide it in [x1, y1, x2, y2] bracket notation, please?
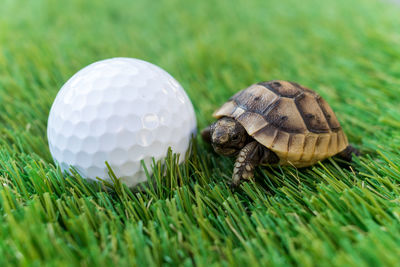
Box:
[47, 57, 197, 188]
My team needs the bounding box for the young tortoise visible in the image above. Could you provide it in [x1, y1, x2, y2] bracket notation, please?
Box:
[202, 80, 359, 187]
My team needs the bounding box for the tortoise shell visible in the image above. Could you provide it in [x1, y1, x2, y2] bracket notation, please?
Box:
[213, 80, 348, 167]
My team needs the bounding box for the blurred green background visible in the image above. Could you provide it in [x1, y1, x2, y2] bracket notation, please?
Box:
[0, 0, 400, 266]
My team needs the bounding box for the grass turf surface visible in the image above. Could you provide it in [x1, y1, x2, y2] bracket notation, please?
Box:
[1, 0, 400, 266]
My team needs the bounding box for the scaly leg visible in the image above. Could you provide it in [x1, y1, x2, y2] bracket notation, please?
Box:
[337, 145, 360, 162]
[231, 141, 279, 187]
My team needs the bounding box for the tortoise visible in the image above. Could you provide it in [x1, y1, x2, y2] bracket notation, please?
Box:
[202, 80, 359, 187]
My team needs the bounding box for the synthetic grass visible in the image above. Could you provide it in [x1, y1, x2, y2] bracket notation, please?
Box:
[1, 0, 400, 265]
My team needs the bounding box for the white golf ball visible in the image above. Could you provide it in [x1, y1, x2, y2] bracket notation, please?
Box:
[47, 57, 197, 188]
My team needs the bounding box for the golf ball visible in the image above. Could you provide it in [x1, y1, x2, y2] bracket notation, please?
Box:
[47, 57, 197, 187]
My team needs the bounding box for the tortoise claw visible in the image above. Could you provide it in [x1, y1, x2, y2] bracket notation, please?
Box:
[229, 179, 242, 191]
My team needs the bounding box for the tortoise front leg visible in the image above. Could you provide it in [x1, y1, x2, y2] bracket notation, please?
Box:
[232, 141, 280, 187]
[231, 141, 261, 187]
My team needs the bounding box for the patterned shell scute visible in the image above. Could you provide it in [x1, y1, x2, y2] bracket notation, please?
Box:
[213, 80, 348, 167]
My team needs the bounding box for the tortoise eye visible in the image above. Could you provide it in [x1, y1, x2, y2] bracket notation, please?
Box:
[232, 134, 240, 142]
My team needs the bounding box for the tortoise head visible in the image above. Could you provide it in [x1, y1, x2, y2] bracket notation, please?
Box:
[210, 117, 248, 156]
